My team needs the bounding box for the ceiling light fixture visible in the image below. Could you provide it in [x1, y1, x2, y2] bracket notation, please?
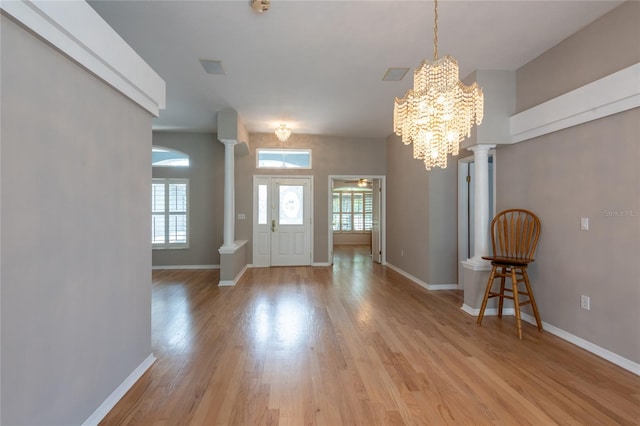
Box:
[250, 0, 270, 13]
[275, 124, 291, 142]
[357, 179, 368, 188]
[393, 0, 483, 170]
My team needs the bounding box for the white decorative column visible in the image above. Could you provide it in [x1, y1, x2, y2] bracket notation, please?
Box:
[217, 109, 249, 286]
[221, 139, 236, 249]
[461, 143, 495, 315]
[468, 144, 496, 263]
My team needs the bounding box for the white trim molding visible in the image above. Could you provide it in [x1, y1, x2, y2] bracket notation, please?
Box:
[461, 304, 515, 317]
[519, 313, 640, 376]
[461, 307, 639, 376]
[1, 0, 165, 116]
[510, 63, 640, 143]
[386, 263, 458, 291]
[82, 353, 156, 426]
[218, 264, 248, 287]
[152, 264, 220, 270]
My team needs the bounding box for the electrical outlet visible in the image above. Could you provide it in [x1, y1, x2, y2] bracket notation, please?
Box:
[580, 295, 590, 310]
[401, 249, 404, 257]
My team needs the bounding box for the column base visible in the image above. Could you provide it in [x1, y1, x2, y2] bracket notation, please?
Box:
[461, 259, 493, 316]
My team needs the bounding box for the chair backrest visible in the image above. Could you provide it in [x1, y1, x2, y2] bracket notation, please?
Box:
[490, 209, 541, 261]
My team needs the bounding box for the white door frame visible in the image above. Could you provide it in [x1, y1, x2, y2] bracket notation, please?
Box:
[327, 175, 386, 265]
[457, 151, 496, 289]
[253, 175, 314, 267]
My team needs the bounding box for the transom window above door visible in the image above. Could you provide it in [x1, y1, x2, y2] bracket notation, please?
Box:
[256, 149, 311, 169]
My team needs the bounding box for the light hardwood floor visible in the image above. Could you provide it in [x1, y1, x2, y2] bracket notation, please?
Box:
[102, 246, 639, 425]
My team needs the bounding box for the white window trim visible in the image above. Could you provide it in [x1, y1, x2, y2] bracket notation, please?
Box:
[152, 178, 189, 249]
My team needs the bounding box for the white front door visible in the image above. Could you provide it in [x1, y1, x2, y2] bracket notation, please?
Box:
[253, 176, 312, 267]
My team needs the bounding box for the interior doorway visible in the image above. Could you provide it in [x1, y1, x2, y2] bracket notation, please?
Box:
[253, 176, 313, 267]
[328, 175, 386, 265]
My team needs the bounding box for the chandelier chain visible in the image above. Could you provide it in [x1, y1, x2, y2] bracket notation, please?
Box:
[433, 0, 438, 61]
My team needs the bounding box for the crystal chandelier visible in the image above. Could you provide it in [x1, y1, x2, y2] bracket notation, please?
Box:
[393, 0, 483, 170]
[275, 124, 291, 142]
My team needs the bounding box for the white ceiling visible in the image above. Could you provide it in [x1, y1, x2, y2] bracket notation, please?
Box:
[89, 0, 623, 139]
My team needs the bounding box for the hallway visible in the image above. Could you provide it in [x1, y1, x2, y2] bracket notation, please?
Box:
[102, 246, 639, 425]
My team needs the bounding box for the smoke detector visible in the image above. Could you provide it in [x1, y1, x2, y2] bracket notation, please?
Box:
[251, 0, 270, 13]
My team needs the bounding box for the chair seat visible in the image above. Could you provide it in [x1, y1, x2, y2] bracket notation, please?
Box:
[481, 256, 534, 266]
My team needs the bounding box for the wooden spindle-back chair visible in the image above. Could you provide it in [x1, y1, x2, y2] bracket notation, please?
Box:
[477, 209, 542, 339]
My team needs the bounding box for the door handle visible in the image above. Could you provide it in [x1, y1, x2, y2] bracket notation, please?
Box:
[271, 219, 276, 232]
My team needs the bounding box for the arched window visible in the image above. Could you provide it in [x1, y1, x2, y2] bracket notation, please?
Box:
[152, 146, 189, 167]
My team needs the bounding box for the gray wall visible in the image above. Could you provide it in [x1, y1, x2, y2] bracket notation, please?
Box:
[386, 135, 459, 285]
[516, 1, 640, 113]
[498, 1, 640, 362]
[235, 133, 387, 264]
[1, 15, 153, 425]
[152, 132, 224, 267]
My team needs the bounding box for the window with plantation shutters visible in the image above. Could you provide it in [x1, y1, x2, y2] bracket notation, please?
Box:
[332, 191, 373, 232]
[152, 178, 189, 248]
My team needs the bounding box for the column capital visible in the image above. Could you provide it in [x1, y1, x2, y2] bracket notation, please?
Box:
[219, 138, 238, 146]
[467, 144, 496, 153]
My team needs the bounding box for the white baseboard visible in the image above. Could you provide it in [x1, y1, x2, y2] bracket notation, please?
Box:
[312, 262, 331, 267]
[82, 353, 156, 426]
[461, 304, 515, 317]
[519, 313, 640, 376]
[386, 262, 458, 291]
[152, 264, 219, 270]
[461, 305, 639, 376]
[218, 264, 248, 287]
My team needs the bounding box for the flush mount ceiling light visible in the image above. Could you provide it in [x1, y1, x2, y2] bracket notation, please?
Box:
[250, 0, 270, 13]
[393, 0, 484, 170]
[275, 124, 291, 142]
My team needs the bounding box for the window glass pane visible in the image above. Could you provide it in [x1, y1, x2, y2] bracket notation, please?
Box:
[365, 213, 373, 231]
[279, 185, 303, 225]
[152, 183, 165, 213]
[332, 193, 340, 213]
[333, 213, 341, 231]
[353, 193, 363, 213]
[258, 184, 268, 225]
[152, 215, 165, 244]
[169, 184, 187, 212]
[354, 214, 364, 231]
[365, 193, 373, 212]
[341, 214, 352, 231]
[341, 193, 351, 213]
[168, 214, 187, 243]
[257, 149, 311, 169]
[152, 146, 189, 167]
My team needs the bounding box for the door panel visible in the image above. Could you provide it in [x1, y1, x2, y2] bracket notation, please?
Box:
[271, 179, 311, 266]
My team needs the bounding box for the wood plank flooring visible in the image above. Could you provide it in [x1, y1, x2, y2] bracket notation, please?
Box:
[101, 246, 640, 425]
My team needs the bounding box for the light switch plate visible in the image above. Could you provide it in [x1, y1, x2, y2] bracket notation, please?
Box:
[580, 217, 589, 231]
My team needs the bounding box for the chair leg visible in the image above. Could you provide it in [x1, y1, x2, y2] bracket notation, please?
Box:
[477, 265, 497, 326]
[522, 268, 543, 331]
[511, 268, 523, 339]
[498, 268, 507, 318]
